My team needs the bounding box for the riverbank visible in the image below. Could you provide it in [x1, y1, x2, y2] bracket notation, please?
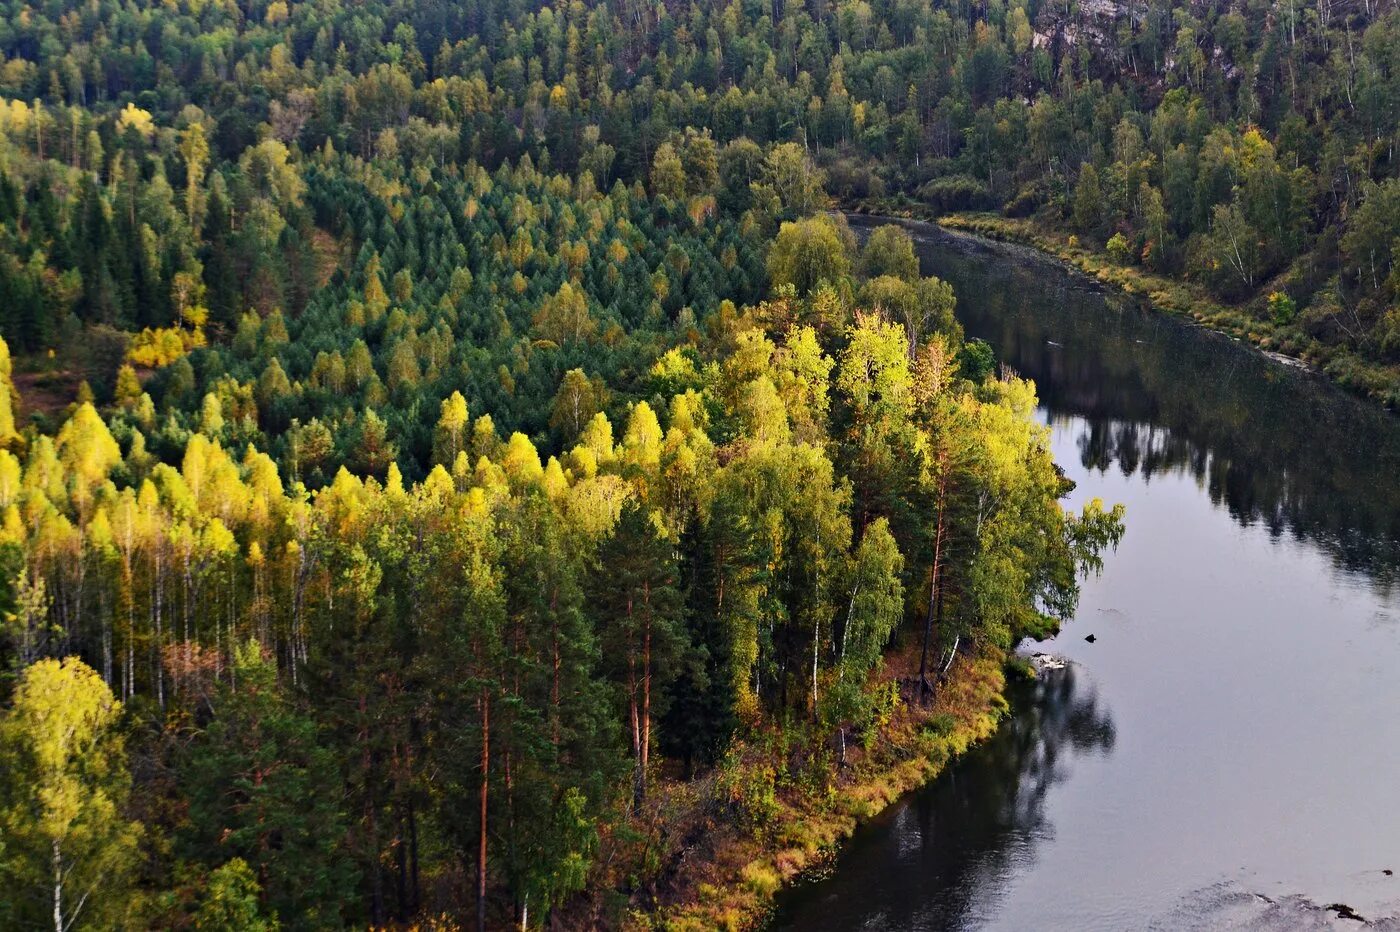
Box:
[769, 220, 1400, 930]
[593, 645, 1009, 931]
[845, 204, 1400, 410]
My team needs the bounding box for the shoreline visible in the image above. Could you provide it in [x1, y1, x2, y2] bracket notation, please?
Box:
[621, 647, 1013, 931]
[843, 204, 1400, 411]
[634, 214, 1086, 932]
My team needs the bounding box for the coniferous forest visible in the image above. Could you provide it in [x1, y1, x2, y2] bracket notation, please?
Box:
[0, 0, 1394, 926]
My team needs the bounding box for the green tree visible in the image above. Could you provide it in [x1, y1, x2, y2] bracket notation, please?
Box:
[768, 215, 852, 296]
[179, 123, 210, 232]
[758, 142, 826, 220]
[826, 518, 903, 762]
[0, 657, 142, 932]
[180, 641, 355, 930]
[837, 312, 921, 536]
[718, 138, 764, 213]
[1342, 178, 1400, 294]
[532, 282, 596, 345]
[1204, 201, 1260, 293]
[549, 369, 604, 444]
[192, 859, 278, 932]
[858, 225, 920, 281]
[595, 504, 685, 809]
[350, 409, 397, 477]
[650, 142, 687, 201]
[1073, 163, 1106, 239]
[1106, 232, 1133, 265]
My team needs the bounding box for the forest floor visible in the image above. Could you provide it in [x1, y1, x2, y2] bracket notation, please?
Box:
[584, 643, 1010, 931]
[845, 203, 1400, 410]
[12, 365, 82, 419]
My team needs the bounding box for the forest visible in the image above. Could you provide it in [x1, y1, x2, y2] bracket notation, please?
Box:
[0, 0, 1395, 387]
[13, 0, 1399, 925]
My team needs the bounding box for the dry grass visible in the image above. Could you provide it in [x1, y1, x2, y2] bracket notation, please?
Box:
[13, 367, 81, 419]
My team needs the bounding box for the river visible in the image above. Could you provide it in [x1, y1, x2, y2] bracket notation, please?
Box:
[773, 219, 1400, 930]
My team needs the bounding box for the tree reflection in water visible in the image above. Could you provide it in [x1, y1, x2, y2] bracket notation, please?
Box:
[862, 217, 1400, 595]
[772, 667, 1114, 932]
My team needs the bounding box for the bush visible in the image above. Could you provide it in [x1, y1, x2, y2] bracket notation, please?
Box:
[1268, 291, 1297, 325]
[825, 159, 886, 201]
[1004, 656, 1036, 681]
[918, 175, 993, 213]
[740, 861, 781, 897]
[1106, 233, 1133, 265]
[714, 753, 780, 832]
[1002, 182, 1046, 218]
[922, 712, 958, 737]
[958, 338, 996, 382]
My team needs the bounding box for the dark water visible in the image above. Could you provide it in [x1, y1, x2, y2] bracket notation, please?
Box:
[774, 219, 1400, 930]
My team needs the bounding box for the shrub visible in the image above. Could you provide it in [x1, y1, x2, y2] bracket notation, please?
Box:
[1106, 232, 1133, 265]
[918, 175, 993, 212]
[923, 712, 958, 737]
[1268, 291, 1297, 325]
[740, 860, 781, 897]
[1002, 182, 1046, 218]
[714, 753, 780, 832]
[958, 338, 996, 382]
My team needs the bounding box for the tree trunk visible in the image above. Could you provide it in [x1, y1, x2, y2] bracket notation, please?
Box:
[838, 575, 860, 765]
[408, 792, 421, 915]
[478, 689, 490, 932]
[918, 474, 948, 702]
[363, 694, 384, 927]
[628, 656, 641, 812]
[550, 588, 560, 747]
[154, 556, 165, 708]
[626, 595, 644, 812]
[640, 594, 651, 807]
[52, 839, 63, 932]
[395, 805, 408, 922]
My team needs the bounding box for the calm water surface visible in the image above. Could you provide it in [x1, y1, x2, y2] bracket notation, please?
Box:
[773, 219, 1400, 930]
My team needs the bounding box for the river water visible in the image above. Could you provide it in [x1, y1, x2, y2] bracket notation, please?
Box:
[774, 219, 1400, 930]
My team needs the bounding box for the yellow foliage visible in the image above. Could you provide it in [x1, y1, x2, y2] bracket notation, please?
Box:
[116, 102, 156, 139]
[126, 326, 206, 368]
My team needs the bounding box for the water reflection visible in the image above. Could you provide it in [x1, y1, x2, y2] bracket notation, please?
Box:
[1060, 410, 1400, 595]
[878, 219, 1400, 592]
[784, 218, 1400, 931]
[772, 668, 1114, 932]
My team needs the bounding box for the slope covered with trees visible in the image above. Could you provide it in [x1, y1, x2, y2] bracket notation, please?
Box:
[0, 0, 1139, 927]
[1, 0, 1397, 400]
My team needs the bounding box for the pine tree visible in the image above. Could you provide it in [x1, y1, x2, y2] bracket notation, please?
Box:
[180, 641, 356, 930]
[594, 503, 684, 809]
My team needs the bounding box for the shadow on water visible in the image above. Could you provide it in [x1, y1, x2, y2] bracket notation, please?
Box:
[771, 669, 1114, 932]
[849, 216, 1400, 595]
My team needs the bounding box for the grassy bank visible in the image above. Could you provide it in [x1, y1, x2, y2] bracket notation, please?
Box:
[933, 213, 1400, 409]
[577, 645, 1010, 931]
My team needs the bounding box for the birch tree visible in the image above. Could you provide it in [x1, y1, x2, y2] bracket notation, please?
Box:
[0, 657, 142, 932]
